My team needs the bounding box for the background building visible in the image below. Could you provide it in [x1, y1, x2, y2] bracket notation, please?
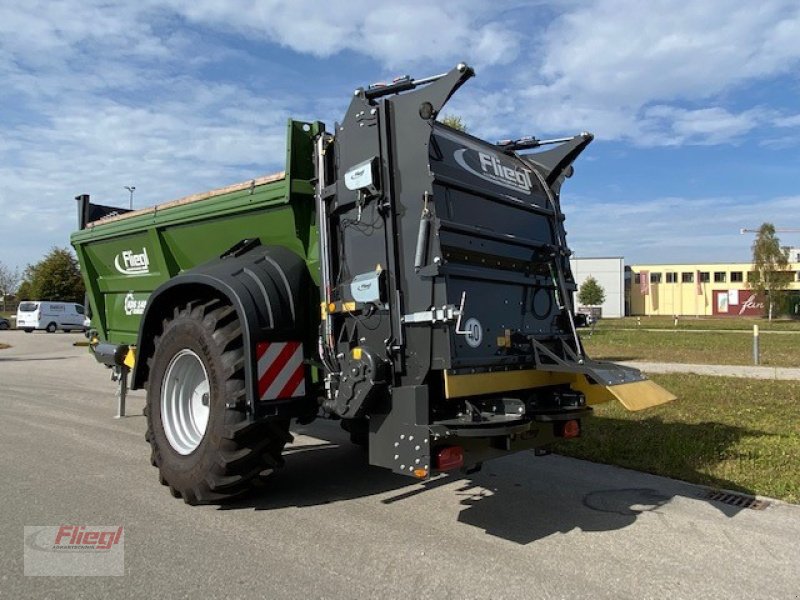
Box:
[570, 257, 625, 318]
[627, 261, 800, 317]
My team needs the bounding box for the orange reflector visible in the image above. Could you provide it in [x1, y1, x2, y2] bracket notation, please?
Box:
[413, 468, 428, 479]
[562, 419, 580, 439]
[435, 446, 464, 471]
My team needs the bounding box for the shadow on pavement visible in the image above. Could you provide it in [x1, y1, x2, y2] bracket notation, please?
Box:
[221, 422, 415, 511]
[221, 417, 757, 544]
[451, 479, 671, 544]
[554, 415, 766, 499]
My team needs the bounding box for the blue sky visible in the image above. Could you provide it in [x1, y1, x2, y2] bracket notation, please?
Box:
[1, 0, 799, 272]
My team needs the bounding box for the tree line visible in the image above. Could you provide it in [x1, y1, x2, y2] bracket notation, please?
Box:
[0, 247, 85, 307]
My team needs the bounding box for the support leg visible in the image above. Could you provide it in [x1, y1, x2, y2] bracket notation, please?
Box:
[113, 366, 130, 418]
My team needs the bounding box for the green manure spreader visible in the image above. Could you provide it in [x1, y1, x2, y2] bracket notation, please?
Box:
[72, 64, 675, 505]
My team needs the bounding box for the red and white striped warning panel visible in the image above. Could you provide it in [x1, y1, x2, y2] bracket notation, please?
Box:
[256, 341, 306, 401]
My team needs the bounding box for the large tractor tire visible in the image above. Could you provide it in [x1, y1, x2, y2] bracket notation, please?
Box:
[144, 299, 292, 505]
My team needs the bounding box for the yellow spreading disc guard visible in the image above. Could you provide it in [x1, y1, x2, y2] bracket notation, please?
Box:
[443, 368, 675, 411]
[598, 378, 676, 411]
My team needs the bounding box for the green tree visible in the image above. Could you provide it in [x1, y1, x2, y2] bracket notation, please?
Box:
[0, 261, 21, 311]
[0, 261, 20, 294]
[439, 114, 467, 132]
[16, 280, 33, 301]
[24, 247, 85, 303]
[578, 276, 605, 306]
[749, 223, 790, 321]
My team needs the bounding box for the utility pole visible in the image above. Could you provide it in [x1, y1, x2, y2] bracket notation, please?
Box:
[124, 186, 136, 210]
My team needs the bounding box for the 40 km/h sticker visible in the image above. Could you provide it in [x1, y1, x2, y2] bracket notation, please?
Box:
[463, 318, 483, 348]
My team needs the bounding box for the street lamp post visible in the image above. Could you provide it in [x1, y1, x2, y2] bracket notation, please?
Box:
[124, 186, 136, 210]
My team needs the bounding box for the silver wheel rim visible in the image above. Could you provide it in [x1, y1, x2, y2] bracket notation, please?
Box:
[161, 349, 211, 455]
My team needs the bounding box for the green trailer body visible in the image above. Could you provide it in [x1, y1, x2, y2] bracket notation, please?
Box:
[71, 120, 322, 346]
[71, 64, 675, 505]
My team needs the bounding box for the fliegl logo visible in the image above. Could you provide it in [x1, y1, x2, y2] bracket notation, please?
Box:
[114, 247, 149, 275]
[26, 525, 124, 553]
[454, 148, 533, 195]
[24, 525, 125, 576]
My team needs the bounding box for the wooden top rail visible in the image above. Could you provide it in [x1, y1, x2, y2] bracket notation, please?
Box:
[88, 171, 286, 227]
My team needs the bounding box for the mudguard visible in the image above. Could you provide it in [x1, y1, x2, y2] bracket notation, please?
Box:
[130, 243, 315, 414]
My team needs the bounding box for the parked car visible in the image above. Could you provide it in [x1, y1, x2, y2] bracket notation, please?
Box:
[16, 301, 87, 333]
[0, 316, 10, 330]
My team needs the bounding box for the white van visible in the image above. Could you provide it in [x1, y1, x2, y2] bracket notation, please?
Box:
[16, 301, 87, 333]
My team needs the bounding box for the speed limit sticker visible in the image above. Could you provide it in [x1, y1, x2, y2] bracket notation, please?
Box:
[463, 318, 483, 348]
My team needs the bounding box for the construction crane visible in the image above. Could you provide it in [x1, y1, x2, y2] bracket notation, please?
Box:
[740, 227, 800, 234]
[740, 228, 800, 262]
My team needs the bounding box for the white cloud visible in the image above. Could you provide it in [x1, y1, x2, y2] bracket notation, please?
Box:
[639, 106, 765, 146]
[163, 0, 520, 69]
[563, 194, 800, 262]
[1, 0, 800, 271]
[512, 0, 800, 143]
[538, 0, 800, 101]
[773, 114, 800, 128]
[0, 2, 176, 69]
[0, 1, 331, 269]
[0, 83, 297, 259]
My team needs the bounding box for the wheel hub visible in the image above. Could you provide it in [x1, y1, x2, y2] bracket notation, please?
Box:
[161, 349, 211, 455]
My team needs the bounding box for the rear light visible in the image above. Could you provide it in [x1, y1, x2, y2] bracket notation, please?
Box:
[435, 446, 464, 471]
[561, 419, 580, 439]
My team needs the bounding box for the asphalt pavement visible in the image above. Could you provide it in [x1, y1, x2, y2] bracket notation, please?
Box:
[1, 330, 798, 599]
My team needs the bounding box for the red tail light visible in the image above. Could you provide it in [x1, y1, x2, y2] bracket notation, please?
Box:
[435, 446, 464, 471]
[561, 419, 580, 439]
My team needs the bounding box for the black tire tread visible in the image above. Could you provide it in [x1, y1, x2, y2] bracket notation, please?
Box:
[145, 298, 290, 505]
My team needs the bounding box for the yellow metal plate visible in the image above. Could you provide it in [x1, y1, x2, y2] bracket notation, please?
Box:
[443, 368, 676, 412]
[443, 369, 572, 398]
[602, 379, 677, 411]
